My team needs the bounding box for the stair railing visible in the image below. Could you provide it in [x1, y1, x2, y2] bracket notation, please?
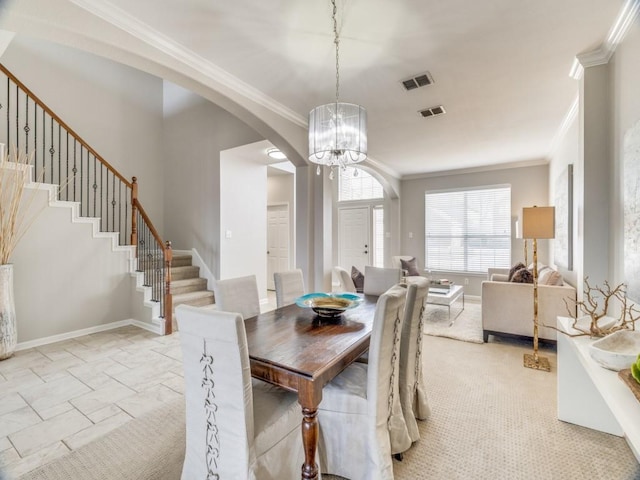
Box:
[0, 62, 173, 334]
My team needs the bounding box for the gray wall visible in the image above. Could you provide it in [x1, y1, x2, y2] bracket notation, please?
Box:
[162, 81, 263, 278]
[400, 164, 550, 297]
[1, 35, 165, 228]
[1, 37, 164, 343]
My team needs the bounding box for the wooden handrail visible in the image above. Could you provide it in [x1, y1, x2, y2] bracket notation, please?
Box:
[0, 63, 132, 188]
[133, 198, 165, 249]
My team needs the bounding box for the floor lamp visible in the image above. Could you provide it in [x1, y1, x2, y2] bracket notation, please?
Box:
[522, 206, 555, 372]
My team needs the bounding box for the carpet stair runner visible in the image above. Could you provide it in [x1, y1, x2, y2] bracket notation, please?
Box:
[170, 254, 214, 311]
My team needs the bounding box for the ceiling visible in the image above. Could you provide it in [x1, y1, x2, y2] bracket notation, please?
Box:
[0, 0, 625, 178]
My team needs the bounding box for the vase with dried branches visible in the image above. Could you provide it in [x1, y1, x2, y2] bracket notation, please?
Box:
[563, 277, 639, 337]
[0, 145, 38, 360]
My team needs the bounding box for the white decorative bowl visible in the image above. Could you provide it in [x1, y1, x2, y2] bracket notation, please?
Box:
[588, 330, 640, 371]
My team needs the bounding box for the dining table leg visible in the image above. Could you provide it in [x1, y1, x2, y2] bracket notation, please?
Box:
[299, 381, 322, 480]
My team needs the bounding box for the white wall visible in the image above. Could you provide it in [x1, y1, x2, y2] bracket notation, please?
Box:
[400, 164, 550, 297]
[610, 17, 640, 299]
[219, 148, 268, 297]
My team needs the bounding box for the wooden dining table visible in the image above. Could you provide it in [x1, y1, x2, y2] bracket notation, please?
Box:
[244, 294, 378, 480]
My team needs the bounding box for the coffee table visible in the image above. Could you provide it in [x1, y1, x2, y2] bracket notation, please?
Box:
[427, 284, 464, 325]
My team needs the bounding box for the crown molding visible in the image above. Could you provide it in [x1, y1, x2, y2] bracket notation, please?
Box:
[549, 94, 579, 157]
[401, 158, 549, 181]
[70, 0, 307, 128]
[570, 0, 640, 79]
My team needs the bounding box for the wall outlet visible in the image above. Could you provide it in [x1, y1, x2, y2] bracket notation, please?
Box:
[409, 232, 414, 239]
[225, 230, 232, 239]
[464, 278, 469, 285]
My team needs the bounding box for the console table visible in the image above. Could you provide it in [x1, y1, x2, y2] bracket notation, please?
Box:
[557, 316, 640, 462]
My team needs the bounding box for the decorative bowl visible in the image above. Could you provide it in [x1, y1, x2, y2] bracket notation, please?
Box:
[588, 330, 640, 371]
[295, 292, 362, 318]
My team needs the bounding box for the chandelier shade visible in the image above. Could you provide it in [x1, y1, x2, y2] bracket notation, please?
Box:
[308, 0, 368, 176]
[308, 102, 367, 168]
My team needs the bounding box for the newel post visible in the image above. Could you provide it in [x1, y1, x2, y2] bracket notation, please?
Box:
[130, 177, 138, 253]
[164, 240, 173, 335]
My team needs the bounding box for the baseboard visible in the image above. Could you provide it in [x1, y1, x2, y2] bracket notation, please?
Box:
[16, 319, 162, 351]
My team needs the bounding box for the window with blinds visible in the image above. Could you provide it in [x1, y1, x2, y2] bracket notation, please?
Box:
[339, 167, 383, 201]
[425, 186, 511, 273]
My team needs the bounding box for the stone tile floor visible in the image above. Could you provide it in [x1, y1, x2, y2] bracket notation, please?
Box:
[0, 293, 278, 479]
[0, 326, 185, 479]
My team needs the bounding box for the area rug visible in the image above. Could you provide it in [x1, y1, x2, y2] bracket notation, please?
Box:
[422, 300, 483, 343]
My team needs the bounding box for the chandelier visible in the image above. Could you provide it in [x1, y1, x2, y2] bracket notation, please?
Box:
[308, 0, 367, 179]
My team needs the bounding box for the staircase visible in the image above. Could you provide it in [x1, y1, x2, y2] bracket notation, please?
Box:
[170, 254, 215, 310]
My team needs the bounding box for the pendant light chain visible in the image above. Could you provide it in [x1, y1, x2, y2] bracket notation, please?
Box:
[332, 0, 340, 103]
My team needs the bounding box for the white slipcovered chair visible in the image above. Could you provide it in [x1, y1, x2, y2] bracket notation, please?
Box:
[213, 274, 260, 319]
[318, 284, 408, 480]
[273, 269, 305, 308]
[398, 277, 431, 444]
[176, 305, 304, 480]
[363, 266, 402, 296]
[333, 266, 357, 293]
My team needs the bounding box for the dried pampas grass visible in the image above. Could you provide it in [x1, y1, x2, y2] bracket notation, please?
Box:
[0, 145, 42, 265]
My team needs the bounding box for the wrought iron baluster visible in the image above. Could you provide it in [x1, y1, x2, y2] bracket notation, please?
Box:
[73, 139, 77, 201]
[111, 172, 116, 233]
[49, 118, 54, 185]
[24, 94, 28, 156]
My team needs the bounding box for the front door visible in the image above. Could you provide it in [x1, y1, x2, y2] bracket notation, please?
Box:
[338, 206, 370, 274]
[267, 204, 290, 290]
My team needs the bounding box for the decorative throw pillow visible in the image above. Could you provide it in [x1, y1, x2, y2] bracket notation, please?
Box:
[508, 262, 526, 282]
[511, 268, 533, 283]
[400, 257, 421, 276]
[542, 269, 563, 286]
[351, 266, 364, 293]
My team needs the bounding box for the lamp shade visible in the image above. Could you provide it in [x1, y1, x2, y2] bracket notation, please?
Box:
[522, 206, 555, 239]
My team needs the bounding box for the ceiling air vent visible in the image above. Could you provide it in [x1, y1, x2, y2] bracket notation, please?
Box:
[401, 72, 434, 91]
[419, 105, 446, 118]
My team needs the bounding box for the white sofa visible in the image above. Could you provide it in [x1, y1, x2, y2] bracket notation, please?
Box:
[481, 267, 577, 342]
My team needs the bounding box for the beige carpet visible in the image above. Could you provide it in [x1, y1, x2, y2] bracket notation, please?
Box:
[423, 300, 484, 344]
[18, 336, 640, 480]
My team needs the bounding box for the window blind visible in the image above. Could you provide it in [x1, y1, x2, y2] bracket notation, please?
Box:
[425, 187, 511, 273]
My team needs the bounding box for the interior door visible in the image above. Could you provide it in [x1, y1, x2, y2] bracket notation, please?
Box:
[338, 206, 370, 273]
[267, 204, 290, 290]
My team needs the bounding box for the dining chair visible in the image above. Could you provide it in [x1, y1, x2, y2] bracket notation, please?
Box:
[363, 266, 402, 296]
[274, 269, 305, 308]
[397, 277, 431, 446]
[213, 274, 260, 319]
[176, 305, 304, 480]
[318, 284, 409, 480]
[333, 266, 357, 293]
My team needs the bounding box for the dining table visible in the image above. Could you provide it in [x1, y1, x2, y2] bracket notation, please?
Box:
[244, 293, 378, 480]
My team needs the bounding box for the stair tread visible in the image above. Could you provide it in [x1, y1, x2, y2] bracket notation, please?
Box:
[171, 277, 207, 286]
[172, 290, 214, 301]
[170, 265, 198, 272]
